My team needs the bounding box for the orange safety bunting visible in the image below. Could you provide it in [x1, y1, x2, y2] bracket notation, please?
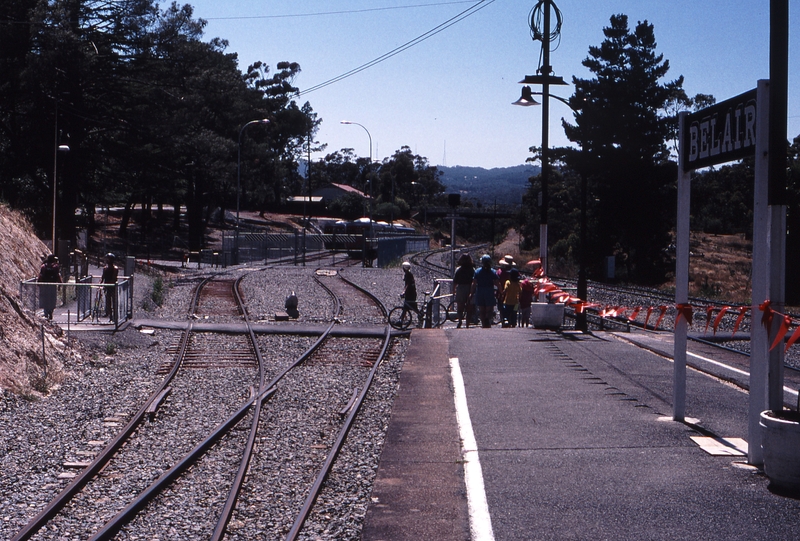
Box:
[786, 324, 800, 353]
[628, 307, 642, 321]
[704, 306, 715, 335]
[644, 306, 654, 329]
[712, 306, 732, 335]
[575, 302, 600, 314]
[732, 306, 748, 337]
[770, 314, 792, 351]
[760, 300, 774, 332]
[654, 305, 668, 330]
[675, 303, 693, 326]
[551, 292, 569, 303]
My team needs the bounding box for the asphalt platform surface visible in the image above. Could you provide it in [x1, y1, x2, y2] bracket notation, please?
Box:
[361, 327, 800, 541]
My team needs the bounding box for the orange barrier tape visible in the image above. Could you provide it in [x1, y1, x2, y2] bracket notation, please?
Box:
[675, 303, 693, 326]
[786, 325, 800, 352]
[712, 306, 732, 335]
[654, 305, 668, 330]
[732, 306, 748, 337]
[644, 306, 654, 329]
[704, 306, 714, 334]
[760, 300, 773, 331]
[770, 314, 792, 351]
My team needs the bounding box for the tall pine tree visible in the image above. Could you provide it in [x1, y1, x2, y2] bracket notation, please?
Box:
[564, 14, 683, 283]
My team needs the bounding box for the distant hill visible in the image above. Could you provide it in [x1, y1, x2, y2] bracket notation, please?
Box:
[438, 164, 539, 206]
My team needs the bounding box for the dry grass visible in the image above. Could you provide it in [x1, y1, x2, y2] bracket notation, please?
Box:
[683, 232, 752, 303]
[493, 228, 753, 305]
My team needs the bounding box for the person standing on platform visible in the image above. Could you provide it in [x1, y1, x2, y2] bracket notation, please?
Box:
[519, 274, 535, 327]
[400, 261, 418, 321]
[453, 253, 474, 328]
[471, 254, 499, 328]
[101, 253, 119, 320]
[502, 268, 522, 328]
[495, 258, 511, 324]
[38, 255, 61, 320]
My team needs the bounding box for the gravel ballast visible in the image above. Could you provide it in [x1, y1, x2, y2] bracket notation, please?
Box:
[0, 261, 421, 541]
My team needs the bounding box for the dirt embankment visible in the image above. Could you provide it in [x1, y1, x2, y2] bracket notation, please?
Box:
[0, 205, 72, 397]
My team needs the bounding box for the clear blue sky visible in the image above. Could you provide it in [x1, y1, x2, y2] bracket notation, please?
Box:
[186, 0, 798, 169]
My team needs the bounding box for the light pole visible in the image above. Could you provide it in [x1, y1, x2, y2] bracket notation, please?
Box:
[341, 121, 375, 265]
[514, 0, 566, 278]
[237, 118, 269, 229]
[234, 118, 268, 265]
[52, 98, 70, 254]
[514, 87, 588, 330]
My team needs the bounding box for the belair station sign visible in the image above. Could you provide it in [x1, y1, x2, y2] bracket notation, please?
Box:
[675, 80, 780, 467]
[682, 88, 757, 171]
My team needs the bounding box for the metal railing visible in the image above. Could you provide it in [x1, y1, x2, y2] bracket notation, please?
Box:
[20, 276, 134, 328]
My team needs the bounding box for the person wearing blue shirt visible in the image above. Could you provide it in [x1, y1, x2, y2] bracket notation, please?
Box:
[471, 254, 499, 328]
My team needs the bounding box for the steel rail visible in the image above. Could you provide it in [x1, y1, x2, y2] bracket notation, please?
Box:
[210, 276, 268, 540]
[89, 385, 277, 541]
[337, 271, 390, 319]
[89, 274, 283, 541]
[10, 278, 210, 541]
[285, 325, 393, 541]
[18, 270, 349, 541]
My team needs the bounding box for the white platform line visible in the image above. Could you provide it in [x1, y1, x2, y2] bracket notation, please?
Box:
[687, 351, 799, 398]
[450, 357, 495, 541]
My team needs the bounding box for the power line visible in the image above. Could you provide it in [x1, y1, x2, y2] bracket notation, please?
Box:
[202, 1, 477, 20]
[298, 0, 496, 97]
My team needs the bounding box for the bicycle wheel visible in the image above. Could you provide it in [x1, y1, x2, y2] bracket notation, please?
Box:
[388, 307, 413, 330]
[446, 301, 459, 322]
[431, 302, 450, 328]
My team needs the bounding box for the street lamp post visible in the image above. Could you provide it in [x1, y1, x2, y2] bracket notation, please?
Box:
[52, 97, 70, 254]
[514, 87, 587, 330]
[341, 121, 374, 266]
[515, 0, 566, 278]
[235, 118, 268, 265]
[237, 119, 269, 229]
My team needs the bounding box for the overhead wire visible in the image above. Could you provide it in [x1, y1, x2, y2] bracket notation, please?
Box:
[203, 1, 478, 20]
[298, 0, 496, 97]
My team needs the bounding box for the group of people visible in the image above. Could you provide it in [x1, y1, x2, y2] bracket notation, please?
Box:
[454, 253, 535, 329]
[37, 252, 119, 320]
[400, 252, 537, 330]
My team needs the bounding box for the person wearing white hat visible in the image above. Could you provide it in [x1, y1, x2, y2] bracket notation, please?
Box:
[399, 261, 418, 321]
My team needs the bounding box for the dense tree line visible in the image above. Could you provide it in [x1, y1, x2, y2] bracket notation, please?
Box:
[0, 0, 318, 252]
[0, 1, 450, 254]
[309, 145, 446, 223]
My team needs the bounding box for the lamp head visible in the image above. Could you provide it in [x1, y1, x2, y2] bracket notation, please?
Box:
[512, 86, 540, 107]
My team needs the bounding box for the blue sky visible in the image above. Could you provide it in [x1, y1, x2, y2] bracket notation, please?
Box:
[185, 0, 798, 169]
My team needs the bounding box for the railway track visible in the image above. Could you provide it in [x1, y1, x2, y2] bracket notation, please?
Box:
[12, 269, 395, 540]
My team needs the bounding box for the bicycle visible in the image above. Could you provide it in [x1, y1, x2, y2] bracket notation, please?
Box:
[388, 291, 452, 330]
[91, 286, 104, 323]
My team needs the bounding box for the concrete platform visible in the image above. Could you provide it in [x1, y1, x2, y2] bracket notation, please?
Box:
[362, 327, 800, 541]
